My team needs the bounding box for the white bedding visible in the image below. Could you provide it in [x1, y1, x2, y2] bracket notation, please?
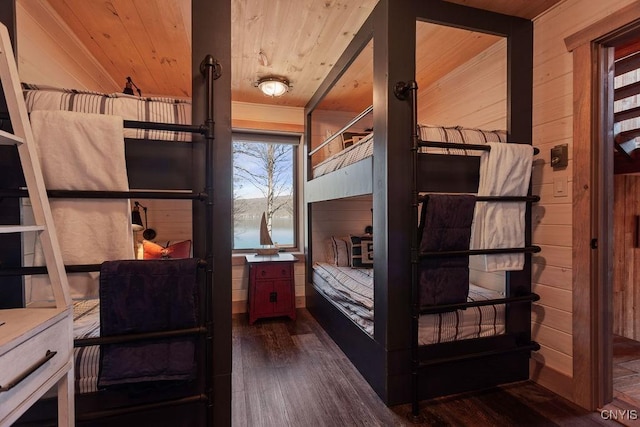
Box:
[312, 132, 374, 178]
[311, 125, 508, 178]
[312, 262, 506, 345]
[29, 110, 135, 302]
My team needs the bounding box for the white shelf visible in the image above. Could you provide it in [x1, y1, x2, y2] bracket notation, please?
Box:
[0, 129, 22, 146]
[0, 225, 45, 234]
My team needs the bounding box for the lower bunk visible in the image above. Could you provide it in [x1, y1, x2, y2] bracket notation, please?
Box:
[305, 266, 537, 406]
[17, 259, 210, 427]
[312, 262, 506, 343]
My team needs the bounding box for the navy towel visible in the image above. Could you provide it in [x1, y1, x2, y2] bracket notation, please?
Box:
[419, 194, 476, 307]
[98, 258, 199, 388]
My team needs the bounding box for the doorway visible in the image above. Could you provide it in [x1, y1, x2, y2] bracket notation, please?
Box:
[566, 10, 640, 411]
[610, 41, 640, 405]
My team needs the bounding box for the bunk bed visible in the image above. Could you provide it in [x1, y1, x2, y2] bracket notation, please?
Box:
[0, 60, 216, 427]
[304, 0, 538, 416]
[0, 1, 232, 425]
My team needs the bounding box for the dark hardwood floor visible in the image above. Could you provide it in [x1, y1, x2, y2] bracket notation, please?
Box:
[232, 309, 617, 426]
[610, 335, 640, 422]
[614, 335, 640, 402]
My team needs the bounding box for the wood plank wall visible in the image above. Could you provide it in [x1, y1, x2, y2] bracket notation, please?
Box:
[531, 0, 637, 402]
[310, 109, 373, 166]
[310, 196, 373, 264]
[417, 39, 507, 131]
[131, 199, 192, 258]
[613, 174, 640, 339]
[16, 0, 117, 92]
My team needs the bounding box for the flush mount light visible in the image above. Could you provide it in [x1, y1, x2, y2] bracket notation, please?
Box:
[256, 76, 290, 97]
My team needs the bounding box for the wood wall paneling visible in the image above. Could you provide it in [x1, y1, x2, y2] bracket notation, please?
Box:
[550, 0, 640, 410]
[44, 0, 192, 97]
[532, 302, 573, 334]
[418, 38, 506, 128]
[310, 109, 373, 166]
[613, 174, 640, 339]
[532, 343, 573, 377]
[133, 199, 192, 248]
[16, 0, 116, 91]
[533, 244, 573, 268]
[310, 196, 372, 265]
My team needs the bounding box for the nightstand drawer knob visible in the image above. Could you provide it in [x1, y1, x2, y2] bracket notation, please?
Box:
[269, 292, 277, 303]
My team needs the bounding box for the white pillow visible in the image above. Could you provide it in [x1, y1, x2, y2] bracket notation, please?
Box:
[324, 236, 350, 267]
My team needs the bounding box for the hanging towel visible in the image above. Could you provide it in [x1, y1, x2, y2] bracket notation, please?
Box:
[97, 258, 199, 388]
[29, 110, 134, 301]
[470, 142, 533, 272]
[419, 194, 476, 307]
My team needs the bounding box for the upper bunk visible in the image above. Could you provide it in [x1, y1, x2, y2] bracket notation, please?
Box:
[302, 0, 534, 390]
[18, 82, 199, 191]
[304, 0, 533, 205]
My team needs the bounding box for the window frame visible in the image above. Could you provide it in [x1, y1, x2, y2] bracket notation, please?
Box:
[231, 129, 301, 253]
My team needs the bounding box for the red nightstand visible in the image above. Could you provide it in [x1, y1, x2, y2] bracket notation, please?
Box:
[246, 253, 297, 325]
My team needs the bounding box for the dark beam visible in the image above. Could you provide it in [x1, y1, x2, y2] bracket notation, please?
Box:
[615, 105, 640, 122]
[192, 0, 232, 425]
[615, 51, 640, 76]
[415, 0, 530, 37]
[614, 80, 640, 100]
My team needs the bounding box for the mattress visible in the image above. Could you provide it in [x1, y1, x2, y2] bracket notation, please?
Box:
[22, 83, 192, 141]
[312, 262, 505, 345]
[311, 125, 507, 178]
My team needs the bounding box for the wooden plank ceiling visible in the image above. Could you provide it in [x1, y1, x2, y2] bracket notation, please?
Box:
[42, 0, 561, 109]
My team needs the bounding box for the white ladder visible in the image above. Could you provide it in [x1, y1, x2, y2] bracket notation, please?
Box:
[0, 23, 74, 426]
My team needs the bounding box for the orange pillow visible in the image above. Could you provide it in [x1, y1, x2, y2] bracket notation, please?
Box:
[142, 240, 192, 259]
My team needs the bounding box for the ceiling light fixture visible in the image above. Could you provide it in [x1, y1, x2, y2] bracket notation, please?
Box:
[256, 76, 290, 97]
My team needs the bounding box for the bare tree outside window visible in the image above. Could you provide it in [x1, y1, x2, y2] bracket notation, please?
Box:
[232, 137, 295, 250]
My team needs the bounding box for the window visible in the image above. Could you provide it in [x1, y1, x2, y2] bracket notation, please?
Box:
[232, 131, 300, 251]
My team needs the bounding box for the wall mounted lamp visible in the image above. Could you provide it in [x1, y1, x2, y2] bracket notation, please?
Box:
[131, 201, 156, 240]
[256, 76, 290, 97]
[123, 76, 142, 96]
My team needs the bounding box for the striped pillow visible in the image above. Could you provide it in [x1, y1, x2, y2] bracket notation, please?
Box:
[418, 125, 507, 155]
[324, 236, 350, 267]
[22, 83, 192, 141]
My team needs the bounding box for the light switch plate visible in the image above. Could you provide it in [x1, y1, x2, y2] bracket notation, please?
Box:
[553, 176, 568, 197]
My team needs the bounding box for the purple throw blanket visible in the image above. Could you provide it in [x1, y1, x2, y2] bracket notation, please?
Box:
[98, 258, 199, 388]
[419, 194, 476, 307]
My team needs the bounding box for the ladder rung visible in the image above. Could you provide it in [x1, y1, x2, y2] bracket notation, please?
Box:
[0, 128, 23, 145]
[0, 225, 45, 234]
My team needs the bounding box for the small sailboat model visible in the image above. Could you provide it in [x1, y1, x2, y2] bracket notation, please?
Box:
[256, 212, 279, 256]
